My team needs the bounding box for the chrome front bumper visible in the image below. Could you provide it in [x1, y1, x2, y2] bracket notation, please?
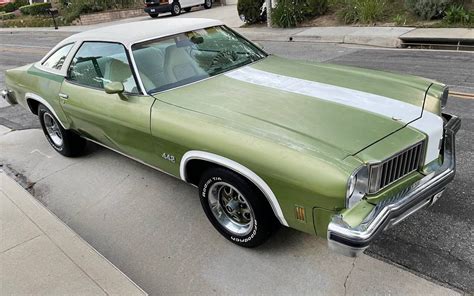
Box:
[1, 89, 17, 105]
[327, 113, 461, 257]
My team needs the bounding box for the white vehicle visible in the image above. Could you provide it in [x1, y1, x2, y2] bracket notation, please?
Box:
[144, 0, 212, 18]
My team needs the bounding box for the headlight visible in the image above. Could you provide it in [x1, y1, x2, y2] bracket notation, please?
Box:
[441, 87, 449, 109]
[346, 166, 369, 209]
[347, 174, 357, 198]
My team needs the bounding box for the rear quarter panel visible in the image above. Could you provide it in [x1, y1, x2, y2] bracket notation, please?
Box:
[6, 64, 70, 128]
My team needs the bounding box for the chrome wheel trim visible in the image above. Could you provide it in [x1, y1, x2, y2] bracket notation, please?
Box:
[173, 3, 180, 14]
[205, 0, 211, 6]
[208, 182, 255, 236]
[43, 113, 63, 147]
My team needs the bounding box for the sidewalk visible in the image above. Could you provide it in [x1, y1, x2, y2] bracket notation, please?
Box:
[0, 170, 147, 295]
[236, 26, 474, 48]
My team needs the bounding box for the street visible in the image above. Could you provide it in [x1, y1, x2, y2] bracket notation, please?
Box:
[1, 30, 473, 294]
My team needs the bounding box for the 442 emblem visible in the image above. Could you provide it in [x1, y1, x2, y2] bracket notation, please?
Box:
[161, 153, 176, 163]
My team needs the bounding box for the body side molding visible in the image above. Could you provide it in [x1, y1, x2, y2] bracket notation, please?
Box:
[180, 150, 289, 226]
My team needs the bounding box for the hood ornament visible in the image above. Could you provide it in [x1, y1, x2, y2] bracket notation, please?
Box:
[392, 116, 402, 121]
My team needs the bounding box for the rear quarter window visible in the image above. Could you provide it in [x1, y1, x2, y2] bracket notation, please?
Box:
[42, 44, 74, 70]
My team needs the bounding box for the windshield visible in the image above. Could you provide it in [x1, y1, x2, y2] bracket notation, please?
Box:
[131, 26, 267, 93]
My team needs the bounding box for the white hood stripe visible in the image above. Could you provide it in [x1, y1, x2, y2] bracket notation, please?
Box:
[225, 66, 443, 164]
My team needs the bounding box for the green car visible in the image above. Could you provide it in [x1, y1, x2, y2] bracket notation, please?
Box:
[2, 19, 460, 255]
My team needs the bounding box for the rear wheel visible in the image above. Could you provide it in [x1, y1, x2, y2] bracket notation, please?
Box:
[149, 13, 159, 18]
[184, 7, 192, 12]
[204, 0, 212, 9]
[198, 167, 278, 247]
[38, 104, 86, 157]
[171, 2, 181, 15]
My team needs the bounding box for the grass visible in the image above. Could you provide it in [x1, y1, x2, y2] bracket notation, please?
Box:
[0, 15, 60, 28]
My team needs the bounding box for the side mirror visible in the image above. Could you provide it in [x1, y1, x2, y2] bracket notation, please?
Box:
[104, 82, 124, 95]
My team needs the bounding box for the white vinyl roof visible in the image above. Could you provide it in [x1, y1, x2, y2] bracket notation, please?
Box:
[60, 18, 224, 47]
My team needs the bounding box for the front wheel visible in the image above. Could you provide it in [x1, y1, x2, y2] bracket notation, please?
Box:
[170, 2, 181, 15]
[38, 104, 86, 157]
[204, 0, 212, 9]
[198, 167, 278, 247]
[149, 13, 159, 18]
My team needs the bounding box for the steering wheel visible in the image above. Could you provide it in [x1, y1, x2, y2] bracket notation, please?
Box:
[209, 49, 239, 70]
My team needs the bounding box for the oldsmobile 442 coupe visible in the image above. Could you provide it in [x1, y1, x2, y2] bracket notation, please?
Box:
[2, 19, 460, 256]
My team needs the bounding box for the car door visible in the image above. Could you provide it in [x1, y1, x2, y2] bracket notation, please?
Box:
[59, 41, 158, 166]
[180, 0, 197, 7]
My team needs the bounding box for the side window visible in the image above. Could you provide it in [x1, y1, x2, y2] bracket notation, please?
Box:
[67, 42, 139, 94]
[42, 43, 74, 70]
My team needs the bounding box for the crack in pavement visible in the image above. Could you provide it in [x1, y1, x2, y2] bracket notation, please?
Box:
[367, 235, 473, 293]
[344, 257, 357, 296]
[32, 161, 82, 185]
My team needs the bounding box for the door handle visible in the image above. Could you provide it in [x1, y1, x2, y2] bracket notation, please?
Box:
[59, 93, 69, 100]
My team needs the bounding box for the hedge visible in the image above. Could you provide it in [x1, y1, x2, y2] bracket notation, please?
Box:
[19, 3, 52, 16]
[0, 12, 15, 20]
[404, 0, 452, 20]
[0, 2, 16, 13]
[0, 16, 57, 28]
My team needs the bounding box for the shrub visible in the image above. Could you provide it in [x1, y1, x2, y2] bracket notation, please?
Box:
[393, 13, 407, 25]
[0, 12, 16, 20]
[339, 0, 386, 24]
[272, 0, 328, 27]
[1, 2, 16, 13]
[357, 0, 386, 23]
[0, 0, 27, 13]
[306, 0, 329, 16]
[339, 0, 359, 23]
[237, 0, 265, 24]
[19, 3, 52, 15]
[443, 4, 473, 25]
[61, 0, 144, 24]
[272, 0, 306, 27]
[62, 1, 105, 24]
[404, 0, 452, 20]
[14, 0, 28, 9]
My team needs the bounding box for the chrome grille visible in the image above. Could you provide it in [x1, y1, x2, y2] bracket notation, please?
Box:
[368, 141, 424, 193]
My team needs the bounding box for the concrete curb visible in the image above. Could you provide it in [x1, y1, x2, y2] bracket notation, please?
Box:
[400, 28, 474, 42]
[238, 26, 417, 48]
[294, 27, 417, 48]
[0, 172, 148, 295]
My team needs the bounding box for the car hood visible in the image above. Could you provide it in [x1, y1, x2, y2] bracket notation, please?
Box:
[154, 56, 434, 160]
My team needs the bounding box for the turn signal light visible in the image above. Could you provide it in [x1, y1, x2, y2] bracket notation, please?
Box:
[295, 206, 305, 222]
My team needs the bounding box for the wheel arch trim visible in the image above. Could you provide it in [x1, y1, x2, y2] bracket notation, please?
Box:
[25, 92, 67, 129]
[180, 150, 289, 226]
